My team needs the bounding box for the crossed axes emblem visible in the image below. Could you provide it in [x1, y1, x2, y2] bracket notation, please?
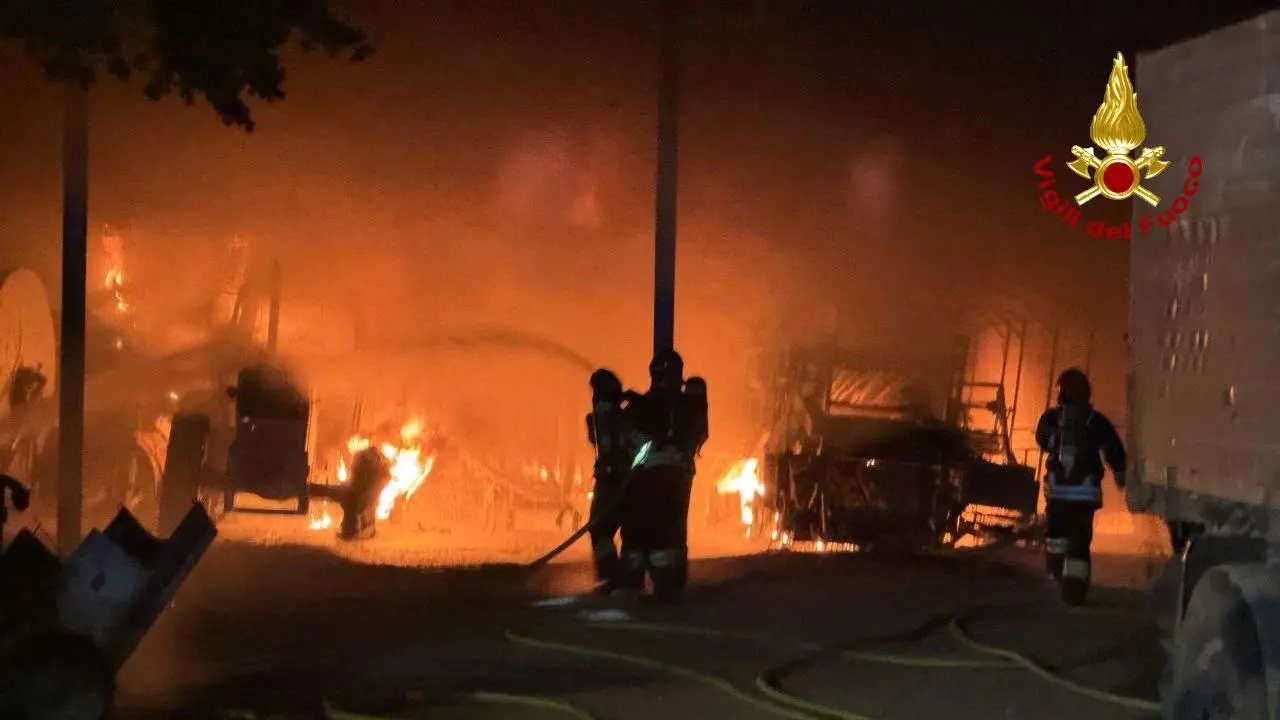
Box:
[1067, 145, 1170, 207]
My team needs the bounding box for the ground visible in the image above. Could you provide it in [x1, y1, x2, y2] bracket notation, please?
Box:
[108, 509, 1173, 720]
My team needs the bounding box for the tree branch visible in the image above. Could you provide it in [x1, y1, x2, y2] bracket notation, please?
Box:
[0, 0, 372, 131]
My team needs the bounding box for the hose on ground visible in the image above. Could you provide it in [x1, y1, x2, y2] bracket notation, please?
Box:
[526, 475, 633, 569]
[504, 603, 1161, 719]
[225, 603, 1160, 719]
[226, 690, 601, 720]
[503, 627, 821, 720]
[322, 691, 599, 720]
[947, 613, 1161, 713]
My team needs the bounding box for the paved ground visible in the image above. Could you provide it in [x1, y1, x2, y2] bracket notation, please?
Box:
[111, 514, 1172, 720]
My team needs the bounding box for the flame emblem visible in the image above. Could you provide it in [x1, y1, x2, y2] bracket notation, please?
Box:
[1066, 53, 1170, 207]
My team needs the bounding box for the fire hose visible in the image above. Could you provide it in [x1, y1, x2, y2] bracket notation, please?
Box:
[306, 465, 1161, 718]
[524, 479, 626, 570]
[525, 439, 651, 569]
[490, 604, 1161, 720]
[220, 602, 1158, 720]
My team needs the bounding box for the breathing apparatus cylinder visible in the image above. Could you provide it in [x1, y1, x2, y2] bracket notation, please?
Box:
[682, 376, 709, 458]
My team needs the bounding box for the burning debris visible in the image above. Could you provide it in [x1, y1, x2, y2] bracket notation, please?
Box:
[309, 416, 439, 538]
[774, 536, 861, 554]
[102, 224, 129, 316]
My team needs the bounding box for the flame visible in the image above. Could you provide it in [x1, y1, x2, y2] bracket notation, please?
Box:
[311, 416, 437, 531]
[102, 225, 130, 314]
[309, 507, 333, 530]
[1089, 53, 1146, 155]
[376, 445, 436, 520]
[715, 458, 765, 536]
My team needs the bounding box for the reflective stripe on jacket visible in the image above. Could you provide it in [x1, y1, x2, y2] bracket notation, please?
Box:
[1044, 479, 1102, 503]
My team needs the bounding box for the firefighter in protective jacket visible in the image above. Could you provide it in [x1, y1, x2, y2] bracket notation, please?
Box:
[619, 349, 709, 601]
[584, 368, 635, 592]
[1034, 368, 1127, 605]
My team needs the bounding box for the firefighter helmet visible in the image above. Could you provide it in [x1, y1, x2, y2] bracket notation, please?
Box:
[649, 348, 684, 380]
[1056, 367, 1092, 405]
[589, 368, 623, 397]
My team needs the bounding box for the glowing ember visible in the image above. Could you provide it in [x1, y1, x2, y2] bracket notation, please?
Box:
[774, 532, 860, 554]
[715, 458, 765, 537]
[309, 509, 333, 530]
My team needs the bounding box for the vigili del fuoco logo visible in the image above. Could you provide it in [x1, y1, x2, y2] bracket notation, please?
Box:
[1032, 53, 1203, 241]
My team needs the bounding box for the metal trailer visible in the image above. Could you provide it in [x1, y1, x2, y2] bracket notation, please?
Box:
[1125, 12, 1280, 717]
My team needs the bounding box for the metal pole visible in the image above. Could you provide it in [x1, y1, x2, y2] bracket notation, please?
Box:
[994, 323, 1011, 433]
[1043, 324, 1061, 410]
[1036, 322, 1062, 481]
[267, 260, 282, 352]
[1008, 318, 1028, 443]
[996, 323, 1011, 396]
[58, 83, 89, 555]
[652, 0, 680, 356]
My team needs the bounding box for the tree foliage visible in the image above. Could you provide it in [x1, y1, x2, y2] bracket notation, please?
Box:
[0, 0, 372, 131]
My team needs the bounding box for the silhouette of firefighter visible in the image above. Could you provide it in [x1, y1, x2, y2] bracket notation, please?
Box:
[617, 349, 709, 601]
[1035, 367, 1127, 605]
[584, 368, 637, 594]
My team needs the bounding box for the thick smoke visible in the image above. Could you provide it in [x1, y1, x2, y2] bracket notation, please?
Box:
[0, 0, 1132, 478]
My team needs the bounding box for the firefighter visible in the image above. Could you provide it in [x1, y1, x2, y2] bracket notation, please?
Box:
[584, 368, 633, 593]
[621, 349, 709, 602]
[1035, 367, 1127, 605]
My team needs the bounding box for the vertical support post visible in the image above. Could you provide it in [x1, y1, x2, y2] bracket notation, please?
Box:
[996, 323, 1011, 396]
[58, 83, 89, 555]
[1036, 323, 1062, 480]
[1043, 324, 1061, 410]
[994, 323, 1011, 434]
[266, 260, 282, 352]
[1008, 318, 1028, 446]
[652, 0, 680, 356]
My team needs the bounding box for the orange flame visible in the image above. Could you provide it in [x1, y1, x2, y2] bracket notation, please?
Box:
[102, 226, 129, 314]
[715, 458, 764, 537]
[310, 416, 437, 530]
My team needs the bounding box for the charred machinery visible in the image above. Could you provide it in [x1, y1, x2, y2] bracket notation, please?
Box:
[761, 338, 1039, 549]
[161, 363, 315, 534]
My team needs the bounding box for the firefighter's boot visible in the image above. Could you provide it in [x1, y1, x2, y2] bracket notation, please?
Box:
[1061, 556, 1091, 606]
[647, 548, 687, 603]
[616, 551, 646, 593]
[1044, 537, 1068, 581]
[590, 541, 620, 595]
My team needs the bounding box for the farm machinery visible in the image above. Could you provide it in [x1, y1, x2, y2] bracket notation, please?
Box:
[760, 337, 1041, 550]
